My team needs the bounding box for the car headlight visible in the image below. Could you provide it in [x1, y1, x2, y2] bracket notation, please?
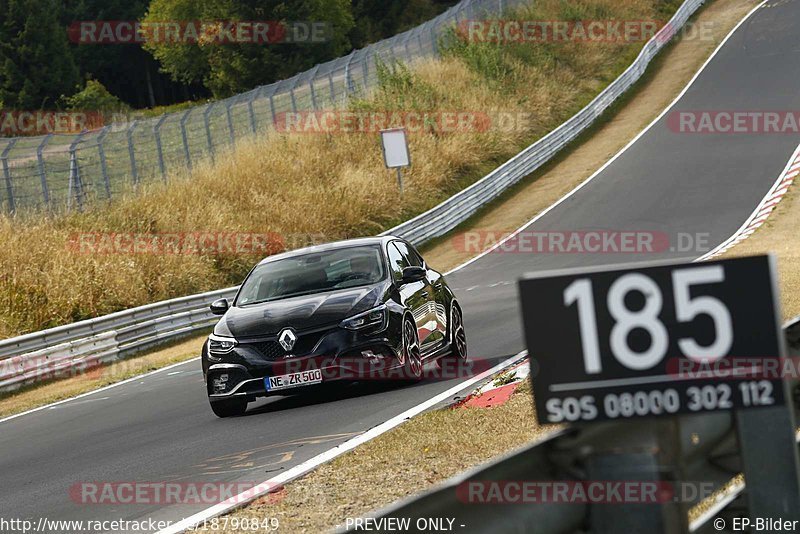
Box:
[340, 305, 388, 331]
[209, 334, 238, 357]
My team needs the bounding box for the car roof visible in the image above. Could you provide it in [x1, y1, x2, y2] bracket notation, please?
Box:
[256, 235, 402, 266]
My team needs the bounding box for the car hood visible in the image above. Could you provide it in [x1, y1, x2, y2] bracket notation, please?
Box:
[214, 283, 387, 338]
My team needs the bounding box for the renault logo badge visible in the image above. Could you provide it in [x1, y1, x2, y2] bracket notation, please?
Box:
[278, 328, 297, 352]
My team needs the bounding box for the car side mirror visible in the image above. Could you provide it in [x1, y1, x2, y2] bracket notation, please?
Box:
[210, 298, 230, 316]
[401, 266, 426, 284]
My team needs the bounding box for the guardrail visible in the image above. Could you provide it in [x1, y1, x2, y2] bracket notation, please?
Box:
[0, 286, 237, 391]
[340, 317, 800, 534]
[383, 0, 705, 244]
[0, 0, 523, 215]
[0, 0, 703, 392]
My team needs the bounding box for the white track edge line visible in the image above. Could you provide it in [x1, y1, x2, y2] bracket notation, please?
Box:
[0, 357, 200, 425]
[445, 0, 770, 276]
[696, 141, 800, 261]
[0, 0, 765, 425]
[3, 2, 774, 530]
[157, 350, 527, 534]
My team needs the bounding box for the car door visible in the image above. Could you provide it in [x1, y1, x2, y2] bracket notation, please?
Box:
[408, 243, 448, 342]
[387, 241, 437, 349]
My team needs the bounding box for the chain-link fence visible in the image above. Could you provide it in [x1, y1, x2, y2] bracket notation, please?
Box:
[0, 0, 522, 215]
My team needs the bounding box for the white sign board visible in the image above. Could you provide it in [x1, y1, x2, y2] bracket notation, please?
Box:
[380, 128, 410, 168]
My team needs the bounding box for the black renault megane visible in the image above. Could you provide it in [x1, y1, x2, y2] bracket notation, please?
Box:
[201, 236, 467, 417]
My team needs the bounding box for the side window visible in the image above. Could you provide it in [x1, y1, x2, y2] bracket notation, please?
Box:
[386, 242, 406, 281]
[406, 244, 425, 268]
[393, 241, 423, 268]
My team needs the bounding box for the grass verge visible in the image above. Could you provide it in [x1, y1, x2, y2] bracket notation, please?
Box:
[0, 0, 765, 439]
[211, 1, 764, 532]
[1, 0, 678, 339]
[224, 379, 553, 533]
[720, 183, 800, 320]
[0, 334, 205, 419]
[0, 0, 692, 416]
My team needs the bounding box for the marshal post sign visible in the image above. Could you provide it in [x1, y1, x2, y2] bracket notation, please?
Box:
[519, 255, 786, 424]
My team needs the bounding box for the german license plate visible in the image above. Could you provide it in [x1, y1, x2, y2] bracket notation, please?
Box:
[265, 369, 323, 391]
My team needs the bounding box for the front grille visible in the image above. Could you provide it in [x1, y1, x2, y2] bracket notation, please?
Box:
[252, 341, 285, 360]
[246, 330, 327, 360]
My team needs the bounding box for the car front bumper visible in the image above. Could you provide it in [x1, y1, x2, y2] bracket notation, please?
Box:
[206, 335, 406, 401]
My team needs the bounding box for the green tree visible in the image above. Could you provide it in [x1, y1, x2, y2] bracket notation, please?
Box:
[0, 0, 79, 109]
[350, 0, 457, 48]
[63, 0, 189, 109]
[64, 79, 129, 113]
[142, 0, 355, 98]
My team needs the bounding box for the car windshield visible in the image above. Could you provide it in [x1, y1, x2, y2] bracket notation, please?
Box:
[235, 245, 386, 306]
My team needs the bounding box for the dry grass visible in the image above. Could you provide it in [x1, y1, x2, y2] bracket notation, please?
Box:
[0, 0, 716, 419]
[225, 380, 556, 533]
[721, 183, 800, 320]
[0, 334, 204, 418]
[422, 0, 761, 273]
[1, 0, 669, 339]
[212, 2, 764, 532]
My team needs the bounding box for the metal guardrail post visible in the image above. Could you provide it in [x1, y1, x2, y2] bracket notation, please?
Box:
[361, 51, 370, 84]
[225, 97, 236, 146]
[267, 85, 278, 128]
[36, 134, 52, 207]
[328, 71, 336, 105]
[96, 127, 111, 199]
[247, 90, 258, 134]
[403, 32, 413, 62]
[126, 120, 139, 185]
[289, 76, 299, 113]
[203, 103, 216, 162]
[308, 66, 320, 110]
[179, 109, 192, 171]
[154, 114, 168, 183]
[430, 20, 439, 55]
[386, 40, 397, 64]
[454, 1, 466, 23]
[67, 133, 87, 212]
[1, 139, 17, 214]
[344, 51, 357, 96]
[417, 23, 426, 55]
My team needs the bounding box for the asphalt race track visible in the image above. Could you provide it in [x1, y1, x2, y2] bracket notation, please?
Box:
[2, 1, 799, 530]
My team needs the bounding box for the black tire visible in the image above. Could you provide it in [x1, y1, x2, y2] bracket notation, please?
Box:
[443, 302, 468, 363]
[209, 397, 248, 418]
[401, 318, 423, 381]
